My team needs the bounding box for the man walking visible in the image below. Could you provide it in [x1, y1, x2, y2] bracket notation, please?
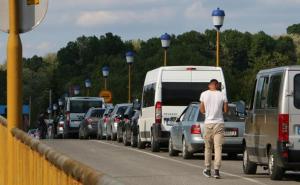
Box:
[200, 79, 228, 178]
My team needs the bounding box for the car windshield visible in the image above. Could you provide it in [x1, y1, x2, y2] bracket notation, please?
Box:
[116, 106, 128, 115]
[90, 109, 105, 117]
[70, 100, 103, 113]
[162, 82, 209, 106]
[224, 106, 244, 122]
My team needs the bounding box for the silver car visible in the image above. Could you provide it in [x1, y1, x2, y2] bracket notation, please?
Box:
[169, 102, 245, 159]
[97, 106, 114, 140]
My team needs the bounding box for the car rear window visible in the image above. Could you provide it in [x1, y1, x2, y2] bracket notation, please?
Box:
[224, 107, 244, 122]
[294, 74, 300, 109]
[116, 106, 128, 115]
[91, 109, 105, 117]
[70, 100, 103, 113]
[162, 82, 209, 106]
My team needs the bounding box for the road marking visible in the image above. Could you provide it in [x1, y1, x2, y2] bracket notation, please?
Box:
[93, 140, 267, 185]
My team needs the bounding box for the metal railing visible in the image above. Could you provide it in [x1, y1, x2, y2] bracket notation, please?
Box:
[0, 116, 122, 185]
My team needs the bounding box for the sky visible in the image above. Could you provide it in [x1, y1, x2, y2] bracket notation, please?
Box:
[0, 0, 300, 64]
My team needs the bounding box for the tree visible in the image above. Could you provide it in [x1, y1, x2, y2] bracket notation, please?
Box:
[287, 24, 300, 35]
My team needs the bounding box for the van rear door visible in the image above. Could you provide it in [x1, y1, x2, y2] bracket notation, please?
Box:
[288, 71, 300, 151]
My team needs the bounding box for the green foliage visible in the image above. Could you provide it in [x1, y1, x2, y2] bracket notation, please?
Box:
[287, 23, 300, 35]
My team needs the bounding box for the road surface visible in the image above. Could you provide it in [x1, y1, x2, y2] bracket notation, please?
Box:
[44, 139, 300, 185]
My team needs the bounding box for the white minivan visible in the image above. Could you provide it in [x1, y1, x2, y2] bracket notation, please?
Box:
[63, 97, 105, 138]
[137, 66, 227, 152]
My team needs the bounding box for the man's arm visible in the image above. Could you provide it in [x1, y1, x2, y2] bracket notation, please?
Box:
[223, 102, 228, 113]
[200, 102, 205, 114]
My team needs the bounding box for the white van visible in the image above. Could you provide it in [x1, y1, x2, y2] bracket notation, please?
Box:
[63, 97, 105, 137]
[137, 66, 227, 152]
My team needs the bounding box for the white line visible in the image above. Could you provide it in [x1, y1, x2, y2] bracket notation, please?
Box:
[93, 140, 267, 185]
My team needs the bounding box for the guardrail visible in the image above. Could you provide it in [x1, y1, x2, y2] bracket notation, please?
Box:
[0, 116, 122, 185]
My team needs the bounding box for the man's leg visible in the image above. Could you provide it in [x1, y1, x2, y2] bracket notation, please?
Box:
[204, 124, 214, 170]
[213, 124, 224, 174]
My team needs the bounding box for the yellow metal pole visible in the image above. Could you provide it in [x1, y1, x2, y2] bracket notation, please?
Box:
[164, 49, 167, 66]
[7, 0, 23, 184]
[216, 29, 220, 67]
[128, 64, 131, 103]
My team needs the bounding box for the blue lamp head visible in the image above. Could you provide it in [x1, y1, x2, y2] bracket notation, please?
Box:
[126, 51, 134, 64]
[102, 66, 110, 77]
[74, 85, 80, 95]
[160, 33, 171, 48]
[85, 79, 92, 88]
[212, 8, 225, 29]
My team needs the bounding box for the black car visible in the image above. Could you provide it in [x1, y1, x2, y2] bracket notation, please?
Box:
[79, 108, 105, 139]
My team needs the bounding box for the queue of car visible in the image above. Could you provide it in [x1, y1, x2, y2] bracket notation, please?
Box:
[50, 65, 300, 181]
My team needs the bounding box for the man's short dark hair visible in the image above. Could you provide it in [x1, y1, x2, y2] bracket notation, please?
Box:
[209, 79, 219, 84]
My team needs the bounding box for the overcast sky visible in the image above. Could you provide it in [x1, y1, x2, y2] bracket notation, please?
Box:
[0, 0, 300, 64]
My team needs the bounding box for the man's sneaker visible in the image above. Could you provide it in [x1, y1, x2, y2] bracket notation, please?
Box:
[214, 170, 221, 179]
[203, 169, 211, 178]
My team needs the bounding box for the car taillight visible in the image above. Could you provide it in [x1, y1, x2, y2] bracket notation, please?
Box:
[86, 118, 93, 124]
[66, 112, 70, 126]
[155, 101, 162, 124]
[278, 114, 289, 142]
[114, 117, 120, 123]
[125, 118, 130, 124]
[191, 124, 201, 134]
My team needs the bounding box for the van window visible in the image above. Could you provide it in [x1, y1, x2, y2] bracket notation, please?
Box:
[162, 82, 209, 106]
[255, 77, 269, 109]
[70, 100, 103, 113]
[294, 74, 300, 109]
[142, 83, 156, 108]
[267, 74, 282, 108]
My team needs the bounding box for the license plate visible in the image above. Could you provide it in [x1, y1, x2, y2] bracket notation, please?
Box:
[70, 121, 80, 127]
[225, 128, 238, 137]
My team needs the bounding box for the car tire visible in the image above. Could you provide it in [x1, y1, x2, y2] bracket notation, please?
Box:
[123, 130, 130, 146]
[151, 133, 160, 152]
[268, 150, 285, 180]
[182, 138, 192, 159]
[117, 128, 123, 143]
[111, 129, 117, 141]
[228, 153, 238, 160]
[137, 132, 146, 149]
[243, 147, 257, 174]
[131, 131, 137, 147]
[168, 137, 179, 157]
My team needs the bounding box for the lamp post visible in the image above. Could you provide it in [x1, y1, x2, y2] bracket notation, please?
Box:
[126, 51, 134, 103]
[212, 8, 225, 67]
[102, 66, 110, 90]
[160, 33, 171, 66]
[85, 79, 92, 96]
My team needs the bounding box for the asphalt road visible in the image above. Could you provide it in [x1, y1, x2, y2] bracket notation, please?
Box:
[43, 139, 300, 185]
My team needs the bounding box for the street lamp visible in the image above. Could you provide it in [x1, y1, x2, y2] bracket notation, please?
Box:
[212, 7, 225, 67]
[160, 33, 171, 66]
[74, 86, 80, 96]
[85, 79, 92, 96]
[102, 66, 110, 90]
[126, 51, 134, 103]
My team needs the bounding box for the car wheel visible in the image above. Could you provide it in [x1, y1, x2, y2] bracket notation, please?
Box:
[243, 147, 257, 174]
[268, 150, 285, 180]
[111, 127, 117, 141]
[123, 130, 130, 146]
[151, 133, 160, 152]
[131, 131, 137, 147]
[117, 128, 123, 143]
[168, 137, 179, 157]
[228, 153, 238, 160]
[182, 138, 192, 159]
[137, 132, 146, 149]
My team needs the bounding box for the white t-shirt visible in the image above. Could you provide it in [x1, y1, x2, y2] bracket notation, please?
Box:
[199, 90, 228, 124]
